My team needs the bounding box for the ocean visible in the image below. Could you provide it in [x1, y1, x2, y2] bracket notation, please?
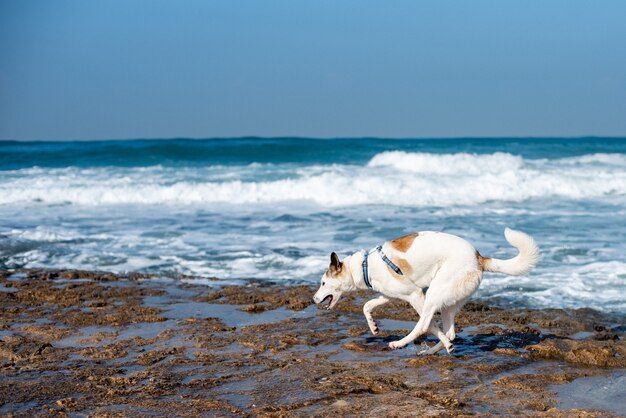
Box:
[1, 137, 625, 312]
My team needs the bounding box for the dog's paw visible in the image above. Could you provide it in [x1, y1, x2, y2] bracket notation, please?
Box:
[368, 321, 380, 336]
[388, 340, 405, 350]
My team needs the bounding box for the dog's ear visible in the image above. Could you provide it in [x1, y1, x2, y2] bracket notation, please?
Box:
[329, 252, 342, 274]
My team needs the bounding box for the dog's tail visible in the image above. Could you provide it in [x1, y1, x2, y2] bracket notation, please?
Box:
[478, 228, 539, 276]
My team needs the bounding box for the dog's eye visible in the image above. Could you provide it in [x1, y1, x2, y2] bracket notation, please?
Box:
[322, 281, 326, 286]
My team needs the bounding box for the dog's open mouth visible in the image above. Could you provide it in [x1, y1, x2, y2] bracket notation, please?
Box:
[321, 294, 334, 310]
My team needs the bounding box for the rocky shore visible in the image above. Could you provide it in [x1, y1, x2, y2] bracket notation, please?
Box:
[1, 269, 625, 417]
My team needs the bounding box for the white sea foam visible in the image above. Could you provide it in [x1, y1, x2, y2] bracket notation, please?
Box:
[367, 151, 524, 175]
[8, 228, 79, 242]
[558, 153, 626, 166]
[484, 260, 626, 312]
[1, 152, 626, 208]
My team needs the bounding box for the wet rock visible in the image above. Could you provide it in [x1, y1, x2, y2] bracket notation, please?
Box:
[18, 324, 73, 342]
[415, 391, 463, 409]
[56, 304, 166, 327]
[0, 335, 54, 362]
[136, 348, 182, 365]
[80, 344, 128, 360]
[184, 317, 236, 332]
[343, 341, 390, 352]
[240, 303, 271, 313]
[526, 339, 626, 367]
[346, 326, 366, 337]
[198, 284, 314, 311]
[332, 399, 349, 407]
[493, 347, 520, 356]
[594, 332, 620, 341]
[2, 268, 625, 417]
[55, 397, 78, 409]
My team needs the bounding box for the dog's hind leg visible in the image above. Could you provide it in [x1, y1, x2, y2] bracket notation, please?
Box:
[363, 296, 390, 336]
[442, 299, 466, 342]
[408, 290, 454, 354]
[418, 299, 467, 356]
[389, 267, 479, 350]
[416, 303, 464, 356]
[389, 299, 438, 350]
[402, 269, 482, 352]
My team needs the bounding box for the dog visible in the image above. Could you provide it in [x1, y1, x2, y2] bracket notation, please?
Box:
[312, 228, 538, 354]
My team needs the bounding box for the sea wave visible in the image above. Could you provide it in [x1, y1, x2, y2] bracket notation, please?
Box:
[558, 153, 626, 165]
[1, 152, 625, 207]
[368, 151, 524, 175]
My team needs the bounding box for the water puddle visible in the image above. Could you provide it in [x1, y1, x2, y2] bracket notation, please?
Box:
[116, 320, 178, 341]
[377, 318, 415, 331]
[554, 371, 626, 415]
[5, 272, 27, 281]
[54, 325, 117, 348]
[144, 296, 318, 329]
[0, 282, 18, 292]
[569, 331, 594, 340]
[54, 320, 179, 348]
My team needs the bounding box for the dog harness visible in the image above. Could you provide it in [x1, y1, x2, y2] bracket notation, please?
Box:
[361, 245, 404, 289]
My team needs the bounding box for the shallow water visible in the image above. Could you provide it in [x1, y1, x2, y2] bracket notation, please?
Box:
[2, 138, 626, 312]
[554, 371, 626, 415]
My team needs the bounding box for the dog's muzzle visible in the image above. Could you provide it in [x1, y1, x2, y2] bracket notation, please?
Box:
[314, 294, 336, 310]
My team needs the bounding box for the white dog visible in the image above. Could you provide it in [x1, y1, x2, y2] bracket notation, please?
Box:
[313, 228, 538, 354]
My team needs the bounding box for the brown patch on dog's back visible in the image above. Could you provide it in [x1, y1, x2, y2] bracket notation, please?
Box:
[394, 257, 413, 277]
[390, 233, 418, 253]
[476, 251, 491, 271]
[380, 255, 413, 279]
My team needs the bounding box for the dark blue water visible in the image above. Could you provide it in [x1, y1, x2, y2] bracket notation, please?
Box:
[2, 137, 626, 169]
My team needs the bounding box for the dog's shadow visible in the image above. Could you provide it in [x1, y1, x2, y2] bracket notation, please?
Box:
[362, 329, 552, 355]
[446, 330, 549, 356]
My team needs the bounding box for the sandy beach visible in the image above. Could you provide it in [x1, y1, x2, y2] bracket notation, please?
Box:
[1, 268, 624, 417]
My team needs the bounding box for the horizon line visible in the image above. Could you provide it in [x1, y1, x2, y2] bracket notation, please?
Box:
[2, 135, 626, 143]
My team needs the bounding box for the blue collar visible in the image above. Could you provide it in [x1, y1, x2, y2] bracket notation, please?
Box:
[361, 249, 372, 289]
[361, 245, 404, 289]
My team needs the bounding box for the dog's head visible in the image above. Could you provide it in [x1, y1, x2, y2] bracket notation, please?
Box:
[313, 252, 352, 310]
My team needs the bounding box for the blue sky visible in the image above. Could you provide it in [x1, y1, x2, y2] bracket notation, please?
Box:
[1, 1, 625, 140]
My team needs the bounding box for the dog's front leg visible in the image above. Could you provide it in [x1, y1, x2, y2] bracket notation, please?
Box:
[363, 296, 390, 335]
